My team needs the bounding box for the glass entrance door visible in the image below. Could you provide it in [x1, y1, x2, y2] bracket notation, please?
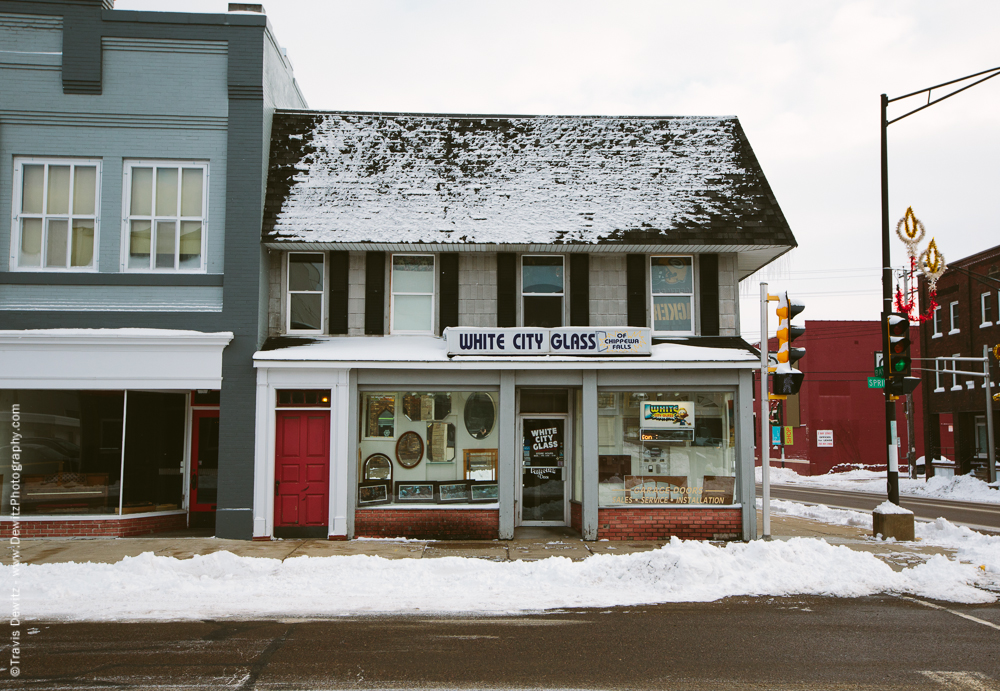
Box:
[521, 417, 566, 524]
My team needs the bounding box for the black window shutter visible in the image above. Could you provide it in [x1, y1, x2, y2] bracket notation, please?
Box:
[328, 251, 349, 334]
[439, 253, 459, 333]
[626, 254, 647, 327]
[496, 253, 516, 327]
[364, 251, 385, 335]
[570, 254, 589, 326]
[699, 253, 720, 336]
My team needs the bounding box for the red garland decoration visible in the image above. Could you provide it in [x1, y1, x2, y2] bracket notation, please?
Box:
[893, 255, 937, 323]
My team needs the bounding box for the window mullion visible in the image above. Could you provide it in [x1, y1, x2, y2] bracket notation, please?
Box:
[65, 164, 75, 268]
[39, 163, 49, 267]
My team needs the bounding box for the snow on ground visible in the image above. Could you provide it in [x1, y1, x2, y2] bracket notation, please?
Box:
[767, 498, 1000, 585]
[757, 465, 1000, 504]
[4, 529, 995, 622]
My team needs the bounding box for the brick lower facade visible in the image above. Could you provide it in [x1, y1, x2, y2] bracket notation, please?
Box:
[355, 508, 499, 540]
[597, 507, 741, 541]
[0, 512, 188, 539]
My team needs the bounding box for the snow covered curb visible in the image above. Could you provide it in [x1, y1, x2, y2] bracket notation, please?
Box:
[756, 466, 1000, 504]
[3, 535, 993, 622]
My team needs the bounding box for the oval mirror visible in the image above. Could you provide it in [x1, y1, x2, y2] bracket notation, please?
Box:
[464, 393, 496, 440]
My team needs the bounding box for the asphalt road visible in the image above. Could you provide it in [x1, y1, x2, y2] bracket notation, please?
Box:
[757, 484, 1000, 532]
[7, 596, 1000, 690]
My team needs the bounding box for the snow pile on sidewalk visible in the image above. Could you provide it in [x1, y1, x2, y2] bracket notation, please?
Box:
[3, 535, 993, 622]
[756, 466, 1000, 504]
[767, 499, 1000, 582]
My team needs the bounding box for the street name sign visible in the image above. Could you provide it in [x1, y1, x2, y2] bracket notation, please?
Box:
[868, 377, 885, 389]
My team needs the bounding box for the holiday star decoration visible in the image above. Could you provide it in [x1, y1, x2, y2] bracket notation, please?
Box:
[893, 207, 946, 323]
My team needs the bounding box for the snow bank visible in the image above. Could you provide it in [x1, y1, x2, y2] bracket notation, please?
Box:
[3, 536, 992, 622]
[757, 466, 1000, 504]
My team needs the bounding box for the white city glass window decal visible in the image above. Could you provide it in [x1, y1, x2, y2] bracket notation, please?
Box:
[124, 161, 207, 271]
[651, 256, 694, 334]
[287, 253, 325, 333]
[391, 254, 435, 333]
[13, 158, 100, 270]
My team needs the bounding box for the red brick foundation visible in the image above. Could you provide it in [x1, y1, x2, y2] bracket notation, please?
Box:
[0, 512, 188, 538]
[597, 507, 742, 541]
[570, 500, 582, 535]
[355, 508, 499, 540]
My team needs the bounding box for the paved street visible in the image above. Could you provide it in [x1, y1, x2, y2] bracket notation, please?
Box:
[758, 484, 1000, 533]
[6, 596, 999, 690]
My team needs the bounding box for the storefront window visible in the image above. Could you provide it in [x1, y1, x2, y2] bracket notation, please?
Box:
[357, 390, 500, 506]
[597, 390, 736, 506]
[0, 390, 123, 516]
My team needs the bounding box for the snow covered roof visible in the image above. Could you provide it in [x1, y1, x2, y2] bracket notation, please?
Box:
[263, 111, 795, 261]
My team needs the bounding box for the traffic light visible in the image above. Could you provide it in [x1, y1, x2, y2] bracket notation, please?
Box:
[772, 292, 805, 395]
[884, 312, 919, 395]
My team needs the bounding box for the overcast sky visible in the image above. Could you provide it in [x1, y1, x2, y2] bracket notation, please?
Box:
[119, 0, 1000, 340]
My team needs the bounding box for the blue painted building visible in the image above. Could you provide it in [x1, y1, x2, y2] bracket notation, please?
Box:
[0, 0, 306, 538]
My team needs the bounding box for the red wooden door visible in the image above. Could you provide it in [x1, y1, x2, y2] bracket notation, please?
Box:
[274, 410, 330, 527]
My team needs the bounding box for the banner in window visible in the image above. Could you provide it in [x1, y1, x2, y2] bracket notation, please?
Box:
[652, 295, 692, 333]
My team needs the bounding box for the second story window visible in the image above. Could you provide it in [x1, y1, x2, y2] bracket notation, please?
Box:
[522, 255, 564, 327]
[949, 301, 959, 334]
[390, 254, 435, 334]
[932, 305, 942, 337]
[287, 253, 325, 333]
[12, 157, 100, 270]
[651, 255, 694, 335]
[124, 161, 207, 271]
[981, 292, 993, 327]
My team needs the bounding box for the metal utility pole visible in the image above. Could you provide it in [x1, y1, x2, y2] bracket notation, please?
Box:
[880, 64, 1000, 504]
[904, 270, 917, 479]
[983, 344, 996, 485]
[760, 282, 771, 539]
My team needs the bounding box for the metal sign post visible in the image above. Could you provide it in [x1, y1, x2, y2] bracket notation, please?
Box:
[760, 283, 770, 540]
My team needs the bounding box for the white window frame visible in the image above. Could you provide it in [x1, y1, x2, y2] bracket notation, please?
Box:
[950, 353, 962, 391]
[948, 300, 960, 335]
[286, 252, 326, 335]
[121, 159, 209, 273]
[389, 253, 436, 335]
[521, 254, 565, 328]
[981, 292, 993, 328]
[934, 359, 943, 393]
[650, 254, 696, 336]
[10, 156, 101, 272]
[932, 305, 942, 338]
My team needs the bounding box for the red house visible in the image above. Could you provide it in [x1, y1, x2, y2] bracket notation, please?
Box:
[755, 320, 925, 476]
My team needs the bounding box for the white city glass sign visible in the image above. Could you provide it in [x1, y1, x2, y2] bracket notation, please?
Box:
[445, 327, 651, 356]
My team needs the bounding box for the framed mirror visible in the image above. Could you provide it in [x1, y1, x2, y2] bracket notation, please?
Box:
[433, 393, 451, 420]
[395, 431, 424, 468]
[426, 421, 456, 462]
[363, 453, 392, 481]
[463, 392, 496, 440]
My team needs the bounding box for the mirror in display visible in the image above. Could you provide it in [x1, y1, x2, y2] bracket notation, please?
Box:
[463, 392, 496, 440]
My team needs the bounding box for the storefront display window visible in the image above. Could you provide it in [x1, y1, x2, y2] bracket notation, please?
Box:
[357, 390, 499, 505]
[597, 390, 736, 506]
[0, 390, 192, 517]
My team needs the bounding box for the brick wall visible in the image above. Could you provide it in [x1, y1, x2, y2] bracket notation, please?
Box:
[570, 500, 582, 535]
[597, 508, 742, 541]
[0, 513, 187, 539]
[355, 508, 499, 540]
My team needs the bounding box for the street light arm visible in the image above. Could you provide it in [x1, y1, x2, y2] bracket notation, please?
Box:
[887, 67, 1000, 125]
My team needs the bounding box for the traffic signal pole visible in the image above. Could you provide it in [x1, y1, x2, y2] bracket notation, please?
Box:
[881, 94, 900, 505]
[760, 282, 771, 539]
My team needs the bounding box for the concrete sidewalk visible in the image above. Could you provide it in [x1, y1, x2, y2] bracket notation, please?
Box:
[1, 515, 960, 571]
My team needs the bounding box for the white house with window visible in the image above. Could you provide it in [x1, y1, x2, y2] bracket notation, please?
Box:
[254, 110, 796, 543]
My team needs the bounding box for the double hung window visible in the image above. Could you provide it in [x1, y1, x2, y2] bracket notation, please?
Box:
[932, 306, 943, 337]
[123, 161, 207, 271]
[981, 292, 993, 327]
[521, 255, 564, 327]
[287, 253, 325, 333]
[650, 255, 694, 335]
[948, 301, 960, 334]
[390, 254, 435, 334]
[12, 157, 100, 270]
